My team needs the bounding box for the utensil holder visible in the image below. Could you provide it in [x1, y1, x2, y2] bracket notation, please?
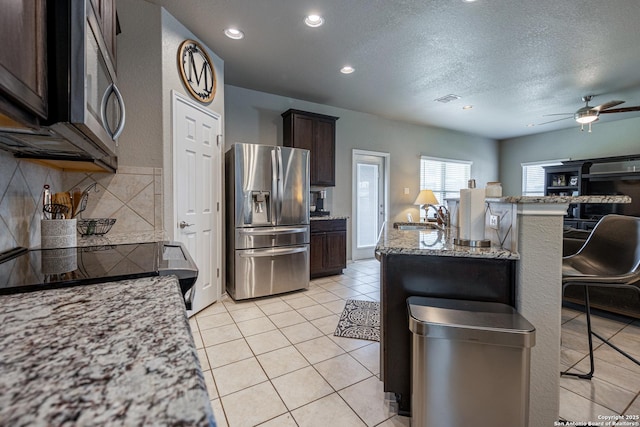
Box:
[41, 219, 77, 248]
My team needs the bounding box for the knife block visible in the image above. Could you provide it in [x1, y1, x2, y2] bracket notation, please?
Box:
[41, 219, 77, 248]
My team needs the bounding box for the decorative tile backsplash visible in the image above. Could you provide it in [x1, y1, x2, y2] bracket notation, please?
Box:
[0, 150, 164, 252]
[0, 152, 63, 252]
[62, 166, 163, 237]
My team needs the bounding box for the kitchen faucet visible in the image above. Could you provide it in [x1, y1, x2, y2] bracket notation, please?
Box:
[425, 204, 450, 230]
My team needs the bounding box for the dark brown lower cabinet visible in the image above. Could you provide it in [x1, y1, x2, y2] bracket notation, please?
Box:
[310, 219, 347, 278]
[379, 252, 516, 415]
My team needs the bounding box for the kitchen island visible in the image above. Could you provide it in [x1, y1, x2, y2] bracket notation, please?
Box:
[379, 195, 631, 425]
[376, 225, 520, 415]
[0, 276, 215, 426]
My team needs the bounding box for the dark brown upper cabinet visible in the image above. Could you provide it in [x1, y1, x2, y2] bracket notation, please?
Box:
[0, 0, 48, 127]
[282, 109, 339, 187]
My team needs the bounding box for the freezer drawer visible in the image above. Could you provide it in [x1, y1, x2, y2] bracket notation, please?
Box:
[231, 245, 309, 300]
[235, 226, 309, 250]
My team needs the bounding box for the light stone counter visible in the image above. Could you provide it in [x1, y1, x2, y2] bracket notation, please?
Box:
[0, 276, 215, 426]
[76, 230, 167, 247]
[310, 215, 349, 221]
[376, 223, 519, 260]
[487, 195, 631, 204]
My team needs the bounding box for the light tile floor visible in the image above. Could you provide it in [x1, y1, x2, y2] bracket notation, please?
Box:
[189, 259, 640, 426]
[560, 306, 640, 422]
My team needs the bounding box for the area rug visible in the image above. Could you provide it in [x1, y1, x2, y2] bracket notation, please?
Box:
[334, 299, 380, 342]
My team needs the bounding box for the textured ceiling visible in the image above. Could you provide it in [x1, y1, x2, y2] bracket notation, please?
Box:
[145, 0, 640, 140]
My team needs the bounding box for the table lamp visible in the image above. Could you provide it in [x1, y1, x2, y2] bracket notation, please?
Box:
[414, 190, 439, 220]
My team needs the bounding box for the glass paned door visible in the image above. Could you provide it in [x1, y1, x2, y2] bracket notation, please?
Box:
[353, 151, 387, 260]
[357, 163, 379, 248]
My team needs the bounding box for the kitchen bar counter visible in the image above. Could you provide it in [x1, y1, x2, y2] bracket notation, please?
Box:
[486, 194, 631, 204]
[377, 223, 519, 260]
[0, 276, 215, 426]
[376, 222, 518, 414]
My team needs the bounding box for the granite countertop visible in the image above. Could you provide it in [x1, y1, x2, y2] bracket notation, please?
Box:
[482, 195, 631, 204]
[0, 276, 215, 426]
[376, 223, 519, 260]
[77, 230, 168, 247]
[310, 215, 349, 221]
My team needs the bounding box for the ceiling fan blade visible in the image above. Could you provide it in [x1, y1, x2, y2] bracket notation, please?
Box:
[599, 106, 640, 114]
[593, 100, 625, 111]
[542, 113, 573, 117]
[538, 116, 573, 125]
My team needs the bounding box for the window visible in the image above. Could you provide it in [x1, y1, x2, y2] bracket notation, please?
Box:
[420, 156, 471, 219]
[521, 160, 565, 196]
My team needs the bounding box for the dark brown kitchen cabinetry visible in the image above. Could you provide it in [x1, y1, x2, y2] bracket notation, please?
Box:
[310, 219, 347, 278]
[0, 0, 48, 127]
[379, 252, 516, 414]
[282, 109, 339, 187]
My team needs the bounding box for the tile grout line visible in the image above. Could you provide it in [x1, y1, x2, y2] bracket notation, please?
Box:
[203, 291, 387, 426]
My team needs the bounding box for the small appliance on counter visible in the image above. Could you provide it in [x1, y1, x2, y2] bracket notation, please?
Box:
[0, 241, 198, 309]
[310, 190, 330, 216]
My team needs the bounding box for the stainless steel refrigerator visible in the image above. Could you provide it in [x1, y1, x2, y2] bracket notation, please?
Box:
[225, 143, 310, 300]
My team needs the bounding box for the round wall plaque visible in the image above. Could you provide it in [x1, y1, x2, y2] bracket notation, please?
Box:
[177, 39, 216, 103]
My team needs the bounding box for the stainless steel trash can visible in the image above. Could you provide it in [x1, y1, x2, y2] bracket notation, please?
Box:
[407, 296, 536, 427]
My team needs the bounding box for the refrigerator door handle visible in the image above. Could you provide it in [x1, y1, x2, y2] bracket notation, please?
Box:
[238, 227, 309, 235]
[271, 148, 280, 224]
[276, 147, 284, 224]
[238, 246, 308, 258]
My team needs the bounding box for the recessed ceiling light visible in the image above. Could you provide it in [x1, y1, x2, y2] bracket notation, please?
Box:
[463, 0, 478, 3]
[224, 28, 244, 40]
[526, 123, 535, 127]
[434, 94, 461, 103]
[340, 66, 355, 74]
[305, 14, 324, 27]
[462, 105, 473, 110]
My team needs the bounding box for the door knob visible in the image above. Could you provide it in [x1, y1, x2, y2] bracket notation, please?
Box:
[179, 221, 194, 229]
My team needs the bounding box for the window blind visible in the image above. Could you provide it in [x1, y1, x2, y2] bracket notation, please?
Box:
[420, 157, 471, 218]
[521, 160, 564, 196]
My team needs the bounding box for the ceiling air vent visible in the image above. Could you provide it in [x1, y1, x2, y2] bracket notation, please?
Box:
[434, 94, 461, 103]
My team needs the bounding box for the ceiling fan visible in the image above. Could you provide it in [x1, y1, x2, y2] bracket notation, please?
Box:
[539, 95, 640, 132]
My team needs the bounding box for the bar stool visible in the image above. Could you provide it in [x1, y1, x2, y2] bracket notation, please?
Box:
[561, 214, 640, 379]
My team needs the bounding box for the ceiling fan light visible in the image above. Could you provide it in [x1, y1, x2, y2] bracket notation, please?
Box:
[574, 109, 599, 124]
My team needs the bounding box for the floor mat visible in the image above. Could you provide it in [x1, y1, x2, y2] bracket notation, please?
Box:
[334, 299, 380, 342]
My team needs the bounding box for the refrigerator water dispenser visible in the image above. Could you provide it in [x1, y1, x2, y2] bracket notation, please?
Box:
[246, 191, 270, 225]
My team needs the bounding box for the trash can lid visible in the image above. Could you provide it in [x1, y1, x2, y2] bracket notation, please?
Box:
[407, 296, 536, 348]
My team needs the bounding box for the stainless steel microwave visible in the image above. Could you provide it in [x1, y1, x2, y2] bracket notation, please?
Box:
[0, 0, 124, 172]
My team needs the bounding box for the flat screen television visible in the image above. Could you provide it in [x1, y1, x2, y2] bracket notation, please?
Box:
[583, 178, 640, 219]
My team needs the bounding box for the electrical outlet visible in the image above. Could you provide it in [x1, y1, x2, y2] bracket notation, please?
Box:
[489, 214, 500, 230]
[404, 187, 410, 195]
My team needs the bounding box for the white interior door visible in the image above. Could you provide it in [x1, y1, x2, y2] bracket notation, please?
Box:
[352, 150, 389, 260]
[173, 92, 222, 316]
